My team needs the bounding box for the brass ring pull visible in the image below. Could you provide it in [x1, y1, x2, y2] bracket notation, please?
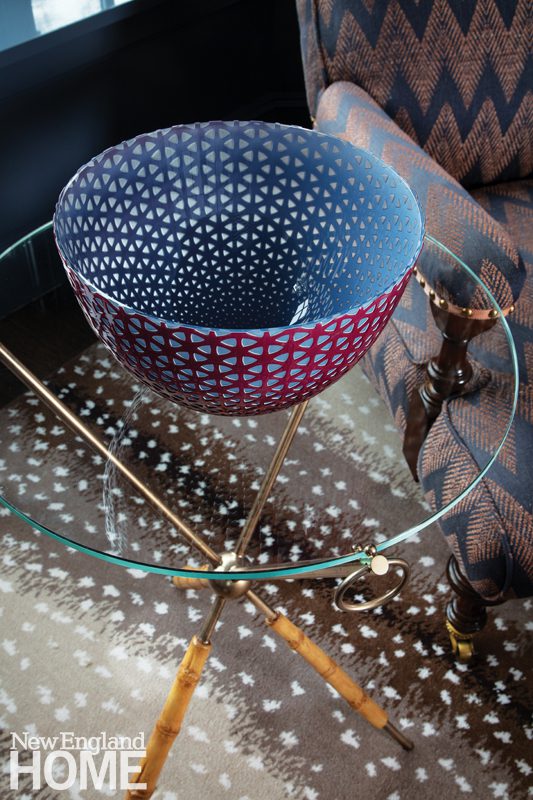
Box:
[334, 558, 410, 612]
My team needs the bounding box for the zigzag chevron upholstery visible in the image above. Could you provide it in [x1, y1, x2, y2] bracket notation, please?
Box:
[295, 0, 533, 599]
[315, 82, 526, 309]
[297, 0, 532, 187]
[362, 182, 533, 601]
[316, 82, 533, 600]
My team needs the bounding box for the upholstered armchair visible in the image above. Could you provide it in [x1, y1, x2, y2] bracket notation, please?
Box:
[296, 0, 532, 659]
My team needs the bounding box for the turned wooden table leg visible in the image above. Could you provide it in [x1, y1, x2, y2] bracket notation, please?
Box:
[445, 556, 503, 663]
[266, 613, 413, 750]
[125, 635, 211, 799]
[403, 302, 496, 480]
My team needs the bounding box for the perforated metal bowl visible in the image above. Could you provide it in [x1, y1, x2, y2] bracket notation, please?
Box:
[54, 121, 424, 415]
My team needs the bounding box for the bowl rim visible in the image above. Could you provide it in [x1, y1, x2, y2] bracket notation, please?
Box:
[54, 120, 425, 336]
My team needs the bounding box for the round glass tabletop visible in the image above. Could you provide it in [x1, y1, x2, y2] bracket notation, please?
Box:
[0, 223, 518, 580]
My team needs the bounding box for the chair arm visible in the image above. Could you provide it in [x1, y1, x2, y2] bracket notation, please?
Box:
[315, 81, 526, 315]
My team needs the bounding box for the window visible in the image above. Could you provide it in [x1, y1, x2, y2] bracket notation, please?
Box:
[0, 0, 135, 53]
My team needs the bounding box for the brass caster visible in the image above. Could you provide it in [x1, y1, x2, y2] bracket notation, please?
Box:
[446, 620, 475, 663]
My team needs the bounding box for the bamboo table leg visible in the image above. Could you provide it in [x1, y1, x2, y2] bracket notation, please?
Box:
[266, 612, 413, 750]
[125, 634, 211, 799]
[172, 565, 209, 590]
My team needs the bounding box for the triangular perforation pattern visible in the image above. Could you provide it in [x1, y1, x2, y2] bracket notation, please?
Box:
[55, 122, 422, 415]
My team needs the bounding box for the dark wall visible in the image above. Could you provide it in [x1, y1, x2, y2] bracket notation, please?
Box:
[0, 0, 307, 313]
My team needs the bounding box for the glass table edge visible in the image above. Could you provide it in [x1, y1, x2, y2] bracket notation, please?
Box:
[376, 234, 519, 554]
[0, 227, 519, 579]
[0, 220, 53, 262]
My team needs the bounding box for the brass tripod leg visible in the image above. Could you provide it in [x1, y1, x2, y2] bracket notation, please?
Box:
[266, 612, 413, 750]
[172, 401, 309, 591]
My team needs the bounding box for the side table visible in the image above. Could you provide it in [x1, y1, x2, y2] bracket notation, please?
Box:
[0, 225, 517, 798]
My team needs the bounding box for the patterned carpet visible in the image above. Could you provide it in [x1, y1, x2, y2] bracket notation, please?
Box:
[0, 342, 531, 799]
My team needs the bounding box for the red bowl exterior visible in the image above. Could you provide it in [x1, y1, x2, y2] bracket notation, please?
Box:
[65, 265, 413, 416]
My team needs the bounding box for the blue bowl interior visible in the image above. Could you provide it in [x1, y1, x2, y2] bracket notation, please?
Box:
[55, 122, 423, 330]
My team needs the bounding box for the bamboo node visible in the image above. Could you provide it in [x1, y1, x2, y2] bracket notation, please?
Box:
[319, 660, 337, 681]
[177, 666, 202, 687]
[155, 720, 182, 739]
[348, 693, 369, 712]
[287, 629, 305, 651]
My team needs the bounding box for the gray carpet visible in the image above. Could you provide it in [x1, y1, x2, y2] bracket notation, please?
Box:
[0, 342, 531, 799]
